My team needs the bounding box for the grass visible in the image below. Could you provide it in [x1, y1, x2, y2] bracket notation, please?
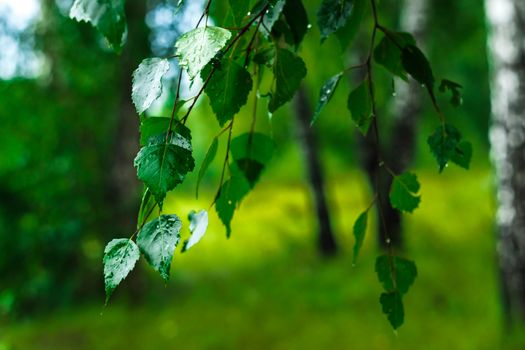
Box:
[2, 168, 520, 349]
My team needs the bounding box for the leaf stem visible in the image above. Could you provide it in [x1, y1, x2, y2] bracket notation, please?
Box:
[196, 0, 213, 28]
[165, 72, 184, 143]
[376, 25, 403, 50]
[223, 4, 270, 55]
[250, 44, 261, 135]
[180, 67, 216, 125]
[367, 0, 398, 287]
[365, 193, 378, 213]
[210, 119, 234, 209]
[344, 63, 367, 72]
[130, 201, 158, 240]
[244, 13, 265, 68]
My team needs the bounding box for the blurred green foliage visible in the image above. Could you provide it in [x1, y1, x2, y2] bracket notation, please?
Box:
[0, 0, 502, 346]
[1, 170, 507, 349]
[0, 4, 120, 316]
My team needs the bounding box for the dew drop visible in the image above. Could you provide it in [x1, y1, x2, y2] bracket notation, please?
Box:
[307, 24, 312, 29]
[392, 92, 397, 97]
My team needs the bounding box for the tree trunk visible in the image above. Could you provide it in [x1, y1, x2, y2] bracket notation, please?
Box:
[358, 0, 429, 249]
[105, 1, 151, 300]
[485, 0, 525, 323]
[381, 0, 430, 248]
[107, 0, 150, 235]
[293, 87, 338, 257]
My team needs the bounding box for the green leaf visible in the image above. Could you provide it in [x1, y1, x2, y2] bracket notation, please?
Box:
[389, 172, 421, 213]
[196, 137, 219, 198]
[137, 188, 156, 228]
[131, 58, 171, 114]
[175, 27, 231, 79]
[137, 214, 182, 281]
[380, 291, 404, 330]
[352, 211, 368, 264]
[312, 73, 343, 125]
[394, 258, 418, 295]
[248, 0, 269, 20]
[269, 49, 307, 113]
[450, 140, 472, 170]
[375, 255, 418, 295]
[401, 44, 434, 90]
[139, 104, 186, 146]
[317, 0, 353, 42]
[202, 60, 253, 126]
[230, 133, 273, 187]
[231, 159, 265, 187]
[283, 0, 309, 47]
[181, 210, 208, 252]
[134, 126, 195, 205]
[375, 255, 392, 291]
[271, 18, 296, 46]
[139, 117, 170, 146]
[231, 133, 274, 165]
[427, 124, 470, 172]
[215, 175, 251, 237]
[335, 0, 366, 50]
[347, 81, 373, 135]
[103, 238, 140, 303]
[261, 0, 286, 36]
[229, 0, 250, 26]
[374, 32, 415, 80]
[381, 30, 417, 47]
[439, 79, 463, 107]
[69, 0, 127, 51]
[253, 47, 275, 67]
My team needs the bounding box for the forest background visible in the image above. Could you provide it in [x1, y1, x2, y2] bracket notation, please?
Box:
[0, 0, 521, 349]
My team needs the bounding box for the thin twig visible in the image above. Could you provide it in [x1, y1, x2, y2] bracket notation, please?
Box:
[368, 0, 397, 287]
[130, 202, 158, 240]
[210, 120, 234, 210]
[196, 0, 213, 28]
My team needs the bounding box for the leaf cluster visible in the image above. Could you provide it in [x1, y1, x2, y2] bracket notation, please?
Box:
[70, 0, 472, 330]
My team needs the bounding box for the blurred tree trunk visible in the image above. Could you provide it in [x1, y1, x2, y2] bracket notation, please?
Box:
[358, 0, 429, 249]
[108, 0, 150, 234]
[485, 0, 525, 323]
[106, 1, 150, 300]
[379, 0, 430, 248]
[293, 87, 338, 257]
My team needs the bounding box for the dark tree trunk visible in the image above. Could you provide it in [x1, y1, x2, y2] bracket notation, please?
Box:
[380, 0, 430, 248]
[105, 1, 150, 300]
[107, 0, 150, 235]
[485, 0, 525, 323]
[293, 87, 338, 257]
[357, 0, 429, 249]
